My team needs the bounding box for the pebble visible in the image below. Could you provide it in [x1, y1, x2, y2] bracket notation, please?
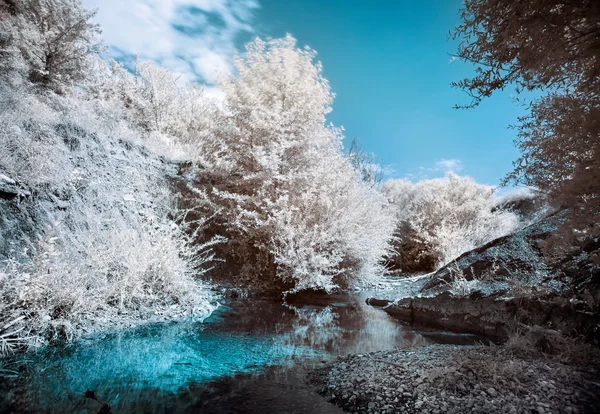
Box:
[311, 344, 599, 414]
[487, 387, 497, 398]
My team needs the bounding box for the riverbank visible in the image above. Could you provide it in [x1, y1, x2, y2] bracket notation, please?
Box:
[311, 343, 600, 414]
[308, 211, 600, 413]
[377, 212, 600, 345]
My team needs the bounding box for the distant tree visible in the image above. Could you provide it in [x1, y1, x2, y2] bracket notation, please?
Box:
[132, 60, 180, 132]
[347, 137, 383, 188]
[0, 0, 103, 89]
[452, 0, 600, 254]
[382, 173, 519, 271]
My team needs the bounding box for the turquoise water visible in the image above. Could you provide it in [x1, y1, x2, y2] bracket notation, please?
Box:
[1, 288, 430, 413]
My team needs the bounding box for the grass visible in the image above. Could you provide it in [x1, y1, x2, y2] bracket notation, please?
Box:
[504, 326, 600, 365]
[445, 261, 481, 297]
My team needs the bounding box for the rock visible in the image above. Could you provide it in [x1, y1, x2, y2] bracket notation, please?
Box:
[49, 194, 70, 210]
[311, 343, 600, 414]
[365, 298, 392, 307]
[422, 212, 565, 293]
[486, 388, 497, 398]
[0, 174, 16, 186]
[0, 174, 19, 199]
[374, 212, 599, 342]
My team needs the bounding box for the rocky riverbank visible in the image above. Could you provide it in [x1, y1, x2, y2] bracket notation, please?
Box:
[368, 212, 600, 345]
[311, 344, 600, 414]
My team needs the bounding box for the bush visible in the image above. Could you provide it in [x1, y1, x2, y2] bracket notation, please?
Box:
[84, 58, 219, 161]
[0, 76, 217, 354]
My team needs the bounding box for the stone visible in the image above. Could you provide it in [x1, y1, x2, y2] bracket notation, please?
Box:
[0, 174, 19, 199]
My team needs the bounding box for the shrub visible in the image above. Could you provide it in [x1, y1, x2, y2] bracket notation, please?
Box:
[0, 76, 217, 354]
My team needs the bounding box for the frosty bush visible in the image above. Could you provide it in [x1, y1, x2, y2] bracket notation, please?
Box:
[0, 81, 218, 353]
[187, 36, 396, 292]
[382, 172, 519, 271]
[82, 57, 220, 161]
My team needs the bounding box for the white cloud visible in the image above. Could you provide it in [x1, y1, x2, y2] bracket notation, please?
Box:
[435, 158, 463, 173]
[409, 158, 464, 180]
[83, 0, 259, 83]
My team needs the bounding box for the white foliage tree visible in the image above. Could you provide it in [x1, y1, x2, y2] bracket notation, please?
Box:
[194, 35, 396, 291]
[0, 0, 103, 88]
[382, 172, 519, 270]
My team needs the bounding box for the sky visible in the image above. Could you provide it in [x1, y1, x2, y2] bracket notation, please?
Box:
[83, 0, 529, 187]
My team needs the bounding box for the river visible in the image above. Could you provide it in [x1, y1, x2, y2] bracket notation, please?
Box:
[1, 276, 479, 413]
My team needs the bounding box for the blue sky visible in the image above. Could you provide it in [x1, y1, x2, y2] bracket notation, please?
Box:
[84, 0, 528, 187]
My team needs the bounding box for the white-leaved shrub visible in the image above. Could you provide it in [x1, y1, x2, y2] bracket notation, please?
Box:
[83, 57, 219, 161]
[0, 80, 219, 354]
[0, 0, 220, 354]
[382, 172, 519, 271]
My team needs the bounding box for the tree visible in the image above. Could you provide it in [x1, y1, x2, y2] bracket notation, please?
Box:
[452, 0, 599, 109]
[452, 0, 600, 253]
[382, 173, 519, 271]
[0, 0, 103, 89]
[347, 137, 384, 188]
[189, 36, 396, 292]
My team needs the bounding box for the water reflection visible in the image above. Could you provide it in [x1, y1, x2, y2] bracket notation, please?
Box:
[1, 290, 429, 413]
[281, 292, 428, 356]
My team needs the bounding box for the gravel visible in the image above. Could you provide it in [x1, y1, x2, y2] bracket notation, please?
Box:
[310, 344, 600, 414]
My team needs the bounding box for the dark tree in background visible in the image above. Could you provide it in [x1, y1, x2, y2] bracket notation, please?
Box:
[347, 137, 384, 188]
[453, 0, 600, 255]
